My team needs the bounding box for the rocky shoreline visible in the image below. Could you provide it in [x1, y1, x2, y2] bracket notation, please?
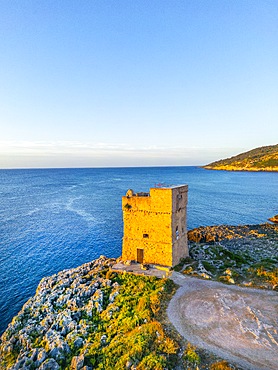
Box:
[188, 223, 278, 243]
[0, 256, 118, 370]
[203, 165, 278, 172]
[268, 215, 278, 223]
[0, 256, 179, 370]
[185, 223, 278, 289]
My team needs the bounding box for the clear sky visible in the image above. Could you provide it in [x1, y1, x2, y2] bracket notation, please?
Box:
[0, 0, 277, 168]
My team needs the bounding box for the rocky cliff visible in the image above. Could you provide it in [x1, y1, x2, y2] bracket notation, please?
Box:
[0, 256, 177, 370]
[187, 223, 278, 243]
[269, 215, 278, 223]
[203, 144, 278, 171]
[0, 256, 117, 370]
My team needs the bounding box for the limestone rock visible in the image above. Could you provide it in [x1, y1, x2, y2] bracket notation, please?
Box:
[268, 214, 278, 224]
[38, 358, 60, 370]
[73, 337, 84, 349]
[0, 256, 117, 370]
[70, 354, 84, 370]
[188, 224, 276, 243]
[36, 349, 47, 365]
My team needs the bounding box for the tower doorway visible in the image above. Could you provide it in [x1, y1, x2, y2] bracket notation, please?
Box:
[137, 248, 144, 264]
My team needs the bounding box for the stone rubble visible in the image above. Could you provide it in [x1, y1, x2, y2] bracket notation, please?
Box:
[186, 223, 278, 288]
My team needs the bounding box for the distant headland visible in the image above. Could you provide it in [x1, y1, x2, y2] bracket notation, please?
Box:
[203, 144, 278, 172]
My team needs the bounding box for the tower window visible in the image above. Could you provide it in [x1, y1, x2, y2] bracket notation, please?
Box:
[176, 226, 179, 239]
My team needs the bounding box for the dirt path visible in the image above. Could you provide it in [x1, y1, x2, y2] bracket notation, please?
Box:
[168, 272, 278, 370]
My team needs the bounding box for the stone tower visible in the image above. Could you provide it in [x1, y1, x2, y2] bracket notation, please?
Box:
[122, 185, 188, 267]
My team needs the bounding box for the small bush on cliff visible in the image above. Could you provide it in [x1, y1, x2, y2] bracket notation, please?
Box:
[248, 266, 278, 289]
[210, 360, 233, 370]
[182, 343, 200, 368]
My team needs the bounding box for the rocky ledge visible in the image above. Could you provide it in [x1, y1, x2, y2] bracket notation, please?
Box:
[187, 223, 278, 243]
[0, 256, 118, 370]
[184, 223, 278, 289]
[0, 256, 178, 370]
[268, 214, 278, 224]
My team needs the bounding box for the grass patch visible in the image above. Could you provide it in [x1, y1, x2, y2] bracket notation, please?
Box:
[202, 261, 217, 275]
[78, 273, 179, 370]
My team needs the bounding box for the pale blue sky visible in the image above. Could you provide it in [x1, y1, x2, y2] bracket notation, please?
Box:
[0, 0, 277, 168]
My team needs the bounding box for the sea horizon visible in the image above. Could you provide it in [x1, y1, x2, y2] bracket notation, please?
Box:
[0, 164, 205, 171]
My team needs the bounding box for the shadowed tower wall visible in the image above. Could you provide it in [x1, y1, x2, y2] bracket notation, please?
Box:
[122, 185, 188, 267]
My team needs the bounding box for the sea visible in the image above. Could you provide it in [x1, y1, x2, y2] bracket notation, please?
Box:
[0, 166, 277, 334]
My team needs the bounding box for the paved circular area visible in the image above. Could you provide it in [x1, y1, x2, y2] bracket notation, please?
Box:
[168, 273, 278, 370]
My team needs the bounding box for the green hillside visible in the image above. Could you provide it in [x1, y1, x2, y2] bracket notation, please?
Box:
[203, 144, 278, 172]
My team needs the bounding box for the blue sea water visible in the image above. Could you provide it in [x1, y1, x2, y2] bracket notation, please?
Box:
[0, 166, 277, 334]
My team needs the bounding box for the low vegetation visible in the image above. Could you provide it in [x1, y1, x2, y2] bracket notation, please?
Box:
[210, 361, 233, 370]
[0, 262, 180, 370]
[186, 224, 278, 289]
[81, 272, 178, 370]
[182, 343, 200, 368]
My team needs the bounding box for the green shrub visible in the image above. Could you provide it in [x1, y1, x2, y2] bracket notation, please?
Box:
[202, 261, 217, 274]
[210, 360, 233, 370]
[182, 343, 200, 367]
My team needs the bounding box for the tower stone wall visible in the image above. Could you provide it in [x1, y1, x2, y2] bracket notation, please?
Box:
[122, 185, 188, 267]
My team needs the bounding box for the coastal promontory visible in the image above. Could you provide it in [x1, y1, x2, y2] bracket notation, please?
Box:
[0, 256, 178, 370]
[1, 223, 278, 370]
[203, 144, 278, 171]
